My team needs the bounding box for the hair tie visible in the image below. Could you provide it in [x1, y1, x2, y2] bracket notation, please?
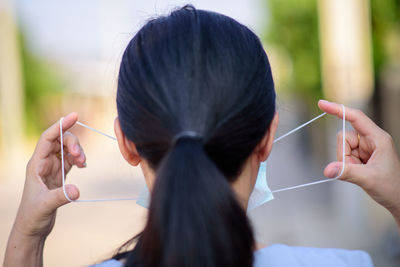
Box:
[172, 131, 202, 144]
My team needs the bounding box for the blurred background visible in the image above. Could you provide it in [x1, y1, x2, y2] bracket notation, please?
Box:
[1, 0, 400, 266]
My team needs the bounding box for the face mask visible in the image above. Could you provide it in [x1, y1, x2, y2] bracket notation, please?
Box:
[247, 161, 273, 211]
[136, 183, 150, 208]
[60, 104, 346, 206]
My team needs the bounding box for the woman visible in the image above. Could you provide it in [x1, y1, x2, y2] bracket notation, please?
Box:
[4, 6, 400, 267]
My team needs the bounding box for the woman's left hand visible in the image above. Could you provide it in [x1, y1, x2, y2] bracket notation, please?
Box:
[12, 112, 86, 238]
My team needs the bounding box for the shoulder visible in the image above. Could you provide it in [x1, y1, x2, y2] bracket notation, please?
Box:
[253, 244, 373, 267]
[88, 259, 124, 267]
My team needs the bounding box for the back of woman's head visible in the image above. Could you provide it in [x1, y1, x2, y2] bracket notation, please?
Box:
[117, 5, 275, 267]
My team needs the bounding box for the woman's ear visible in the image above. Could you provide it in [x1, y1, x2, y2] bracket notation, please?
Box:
[114, 117, 141, 166]
[255, 112, 279, 162]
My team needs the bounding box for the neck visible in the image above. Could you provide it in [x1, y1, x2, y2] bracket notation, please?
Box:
[230, 156, 258, 210]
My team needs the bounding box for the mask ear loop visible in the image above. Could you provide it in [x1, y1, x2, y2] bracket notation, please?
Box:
[60, 104, 346, 201]
[59, 118, 138, 202]
[60, 118, 74, 202]
[271, 104, 346, 194]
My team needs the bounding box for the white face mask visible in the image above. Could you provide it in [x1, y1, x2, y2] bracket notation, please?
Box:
[247, 161, 273, 211]
[136, 183, 150, 208]
[60, 105, 346, 206]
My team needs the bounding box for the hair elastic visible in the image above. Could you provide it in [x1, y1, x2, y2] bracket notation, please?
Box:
[172, 130, 201, 144]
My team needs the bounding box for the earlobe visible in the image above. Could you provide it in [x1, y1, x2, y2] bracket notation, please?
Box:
[257, 112, 279, 162]
[114, 117, 141, 166]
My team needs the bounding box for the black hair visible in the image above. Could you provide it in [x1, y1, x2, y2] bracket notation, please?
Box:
[115, 5, 275, 267]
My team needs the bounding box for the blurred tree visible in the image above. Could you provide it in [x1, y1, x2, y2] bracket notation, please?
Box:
[263, 0, 322, 104]
[370, 0, 400, 146]
[0, 5, 24, 168]
[19, 32, 66, 137]
[370, 0, 400, 73]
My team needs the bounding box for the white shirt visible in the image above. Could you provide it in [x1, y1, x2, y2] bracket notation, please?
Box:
[90, 244, 373, 267]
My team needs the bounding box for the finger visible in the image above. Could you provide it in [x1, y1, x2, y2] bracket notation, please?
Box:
[351, 148, 362, 160]
[345, 154, 363, 164]
[35, 113, 78, 158]
[41, 113, 78, 142]
[63, 132, 86, 168]
[46, 184, 80, 211]
[336, 131, 359, 161]
[65, 152, 86, 170]
[324, 161, 373, 189]
[318, 100, 380, 137]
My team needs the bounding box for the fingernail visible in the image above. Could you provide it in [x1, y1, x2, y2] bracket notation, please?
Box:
[80, 152, 86, 162]
[319, 99, 329, 104]
[66, 186, 79, 200]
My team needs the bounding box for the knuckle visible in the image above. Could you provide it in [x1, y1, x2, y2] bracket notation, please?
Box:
[338, 173, 350, 182]
[39, 130, 48, 141]
[64, 135, 79, 148]
[63, 131, 72, 139]
[26, 158, 34, 172]
[386, 133, 394, 145]
[354, 109, 364, 117]
[64, 131, 78, 142]
[381, 131, 393, 146]
[57, 191, 66, 203]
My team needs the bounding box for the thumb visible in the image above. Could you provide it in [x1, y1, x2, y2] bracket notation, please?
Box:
[47, 184, 80, 210]
[324, 161, 371, 188]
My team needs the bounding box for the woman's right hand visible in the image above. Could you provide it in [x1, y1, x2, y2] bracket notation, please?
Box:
[318, 100, 400, 229]
[4, 113, 85, 267]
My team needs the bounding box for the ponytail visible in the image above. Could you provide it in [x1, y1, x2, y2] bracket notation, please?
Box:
[126, 138, 255, 267]
[116, 5, 276, 267]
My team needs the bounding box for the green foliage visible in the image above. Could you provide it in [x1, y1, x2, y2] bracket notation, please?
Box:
[264, 0, 400, 102]
[264, 0, 322, 102]
[370, 0, 400, 73]
[19, 32, 65, 136]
